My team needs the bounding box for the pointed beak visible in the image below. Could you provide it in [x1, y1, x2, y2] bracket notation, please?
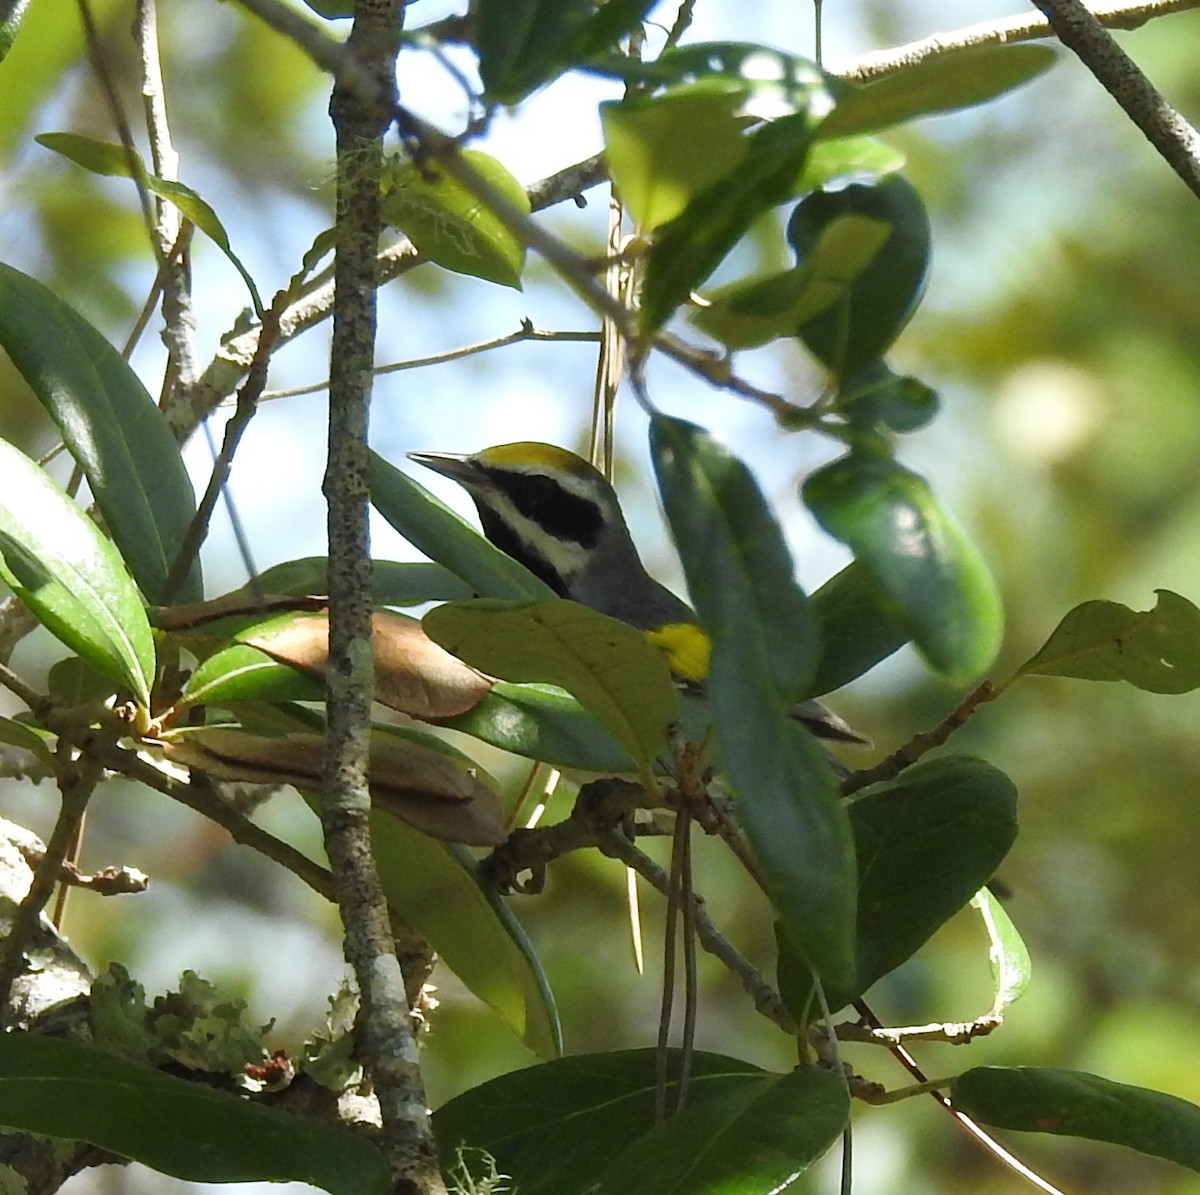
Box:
[407, 451, 480, 487]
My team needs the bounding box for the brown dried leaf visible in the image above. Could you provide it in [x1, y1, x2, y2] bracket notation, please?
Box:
[164, 728, 506, 846]
[244, 612, 493, 719]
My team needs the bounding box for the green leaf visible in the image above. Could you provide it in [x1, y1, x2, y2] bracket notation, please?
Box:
[0, 1035, 388, 1195]
[973, 885, 1031, 1019]
[36, 134, 264, 315]
[370, 813, 561, 1058]
[434, 1049, 767, 1195]
[424, 599, 677, 776]
[440, 681, 635, 773]
[594, 1065, 849, 1195]
[952, 1066, 1200, 1174]
[0, 438, 154, 706]
[368, 450, 552, 601]
[0, 713, 55, 768]
[380, 150, 529, 288]
[818, 44, 1058, 140]
[795, 134, 906, 193]
[639, 111, 817, 334]
[804, 452, 1003, 683]
[601, 84, 749, 230]
[0, 263, 202, 605]
[786, 175, 931, 375]
[476, 0, 656, 105]
[47, 656, 120, 706]
[1017, 590, 1200, 693]
[221, 557, 474, 605]
[179, 642, 324, 709]
[808, 560, 910, 696]
[691, 213, 892, 350]
[651, 417, 856, 992]
[837, 360, 940, 432]
[0, 0, 30, 62]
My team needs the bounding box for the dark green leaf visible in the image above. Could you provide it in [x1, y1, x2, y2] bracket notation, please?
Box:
[368, 450, 552, 601]
[380, 150, 529, 288]
[434, 1049, 766, 1195]
[952, 1066, 1200, 1173]
[424, 599, 677, 775]
[224, 557, 473, 605]
[973, 886, 1031, 1018]
[0, 262, 202, 605]
[440, 681, 635, 773]
[838, 360, 940, 431]
[804, 452, 1003, 683]
[47, 656, 119, 706]
[476, 0, 655, 105]
[0, 437, 154, 706]
[594, 1065, 849, 1195]
[370, 813, 560, 1058]
[640, 111, 817, 334]
[601, 84, 748, 230]
[786, 175, 931, 375]
[0, 1035, 388, 1195]
[651, 417, 856, 992]
[0, 0, 29, 62]
[0, 713, 54, 768]
[1018, 590, 1200, 693]
[818, 44, 1057, 140]
[808, 561, 910, 695]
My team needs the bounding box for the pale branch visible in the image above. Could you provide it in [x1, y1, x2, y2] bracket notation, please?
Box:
[835, 1014, 1003, 1046]
[834, 0, 1200, 82]
[259, 324, 601, 403]
[1032, 0, 1200, 199]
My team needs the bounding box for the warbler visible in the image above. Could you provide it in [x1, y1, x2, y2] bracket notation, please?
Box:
[409, 441, 864, 744]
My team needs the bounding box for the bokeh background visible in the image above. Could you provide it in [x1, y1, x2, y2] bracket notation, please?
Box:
[2, 0, 1200, 1191]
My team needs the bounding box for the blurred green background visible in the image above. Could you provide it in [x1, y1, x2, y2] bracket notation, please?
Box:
[2, 0, 1200, 1191]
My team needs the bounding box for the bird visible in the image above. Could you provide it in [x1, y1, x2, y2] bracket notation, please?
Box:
[409, 441, 865, 745]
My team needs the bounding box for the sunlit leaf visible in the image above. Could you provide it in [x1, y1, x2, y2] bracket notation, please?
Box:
[651, 417, 856, 993]
[381, 150, 529, 288]
[818, 44, 1057, 139]
[786, 175, 931, 375]
[973, 886, 1031, 1019]
[424, 599, 677, 776]
[952, 1067, 1200, 1173]
[220, 557, 473, 606]
[0, 1035, 388, 1195]
[1017, 590, 1200, 693]
[368, 450, 552, 601]
[178, 642, 324, 709]
[0, 262, 201, 605]
[804, 452, 1003, 683]
[0, 437, 154, 706]
[795, 134, 905, 192]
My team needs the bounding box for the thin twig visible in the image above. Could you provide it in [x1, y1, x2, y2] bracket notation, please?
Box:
[1033, 0, 1200, 199]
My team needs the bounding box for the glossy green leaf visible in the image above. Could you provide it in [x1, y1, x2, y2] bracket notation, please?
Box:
[368, 450, 552, 601]
[0, 0, 29, 62]
[0, 1035, 388, 1195]
[476, 0, 656, 105]
[381, 150, 529, 288]
[0, 437, 154, 706]
[952, 1066, 1200, 1173]
[837, 360, 940, 431]
[1017, 590, 1200, 693]
[594, 1065, 849, 1195]
[818, 44, 1057, 140]
[973, 885, 1031, 1019]
[691, 213, 891, 350]
[651, 417, 856, 992]
[36, 134, 264, 314]
[441, 681, 635, 774]
[370, 813, 560, 1058]
[601, 84, 748, 230]
[786, 175, 931, 375]
[434, 1049, 767, 1195]
[640, 111, 817, 334]
[424, 599, 676, 774]
[0, 264, 202, 605]
[808, 561, 910, 696]
[804, 452, 1003, 683]
[222, 556, 473, 605]
[179, 642, 324, 709]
